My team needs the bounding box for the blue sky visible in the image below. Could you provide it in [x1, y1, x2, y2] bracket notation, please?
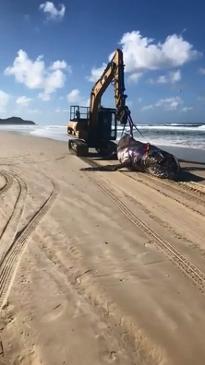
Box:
[0, 0, 205, 124]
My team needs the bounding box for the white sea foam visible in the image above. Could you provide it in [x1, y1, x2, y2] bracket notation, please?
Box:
[0, 123, 205, 150]
[30, 125, 67, 141]
[134, 124, 205, 132]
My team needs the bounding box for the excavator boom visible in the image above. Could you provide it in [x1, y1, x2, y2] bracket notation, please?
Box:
[89, 49, 129, 127]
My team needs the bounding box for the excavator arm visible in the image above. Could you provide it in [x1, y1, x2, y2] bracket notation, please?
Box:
[89, 48, 131, 128]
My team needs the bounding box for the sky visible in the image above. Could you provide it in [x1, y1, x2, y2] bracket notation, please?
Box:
[0, 0, 205, 124]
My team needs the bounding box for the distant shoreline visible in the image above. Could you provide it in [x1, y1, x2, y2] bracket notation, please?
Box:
[0, 117, 35, 125]
[0, 123, 35, 125]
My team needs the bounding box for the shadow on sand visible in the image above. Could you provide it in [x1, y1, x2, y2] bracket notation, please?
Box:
[178, 159, 205, 182]
[81, 164, 121, 172]
[177, 170, 204, 182]
[80, 157, 205, 183]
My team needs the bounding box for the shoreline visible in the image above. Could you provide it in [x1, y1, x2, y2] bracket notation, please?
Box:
[160, 144, 205, 164]
[1, 129, 205, 167]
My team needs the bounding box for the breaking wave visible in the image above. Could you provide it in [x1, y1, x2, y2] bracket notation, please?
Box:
[0, 122, 205, 150]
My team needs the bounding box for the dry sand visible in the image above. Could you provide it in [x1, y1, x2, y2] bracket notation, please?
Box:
[0, 131, 205, 365]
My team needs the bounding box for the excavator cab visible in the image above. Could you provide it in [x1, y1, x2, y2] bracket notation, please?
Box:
[67, 106, 89, 140]
[68, 105, 117, 156]
[68, 106, 117, 141]
[70, 106, 89, 122]
[97, 108, 117, 142]
[89, 107, 117, 156]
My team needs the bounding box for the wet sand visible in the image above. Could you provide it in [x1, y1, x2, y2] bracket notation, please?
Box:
[0, 131, 205, 365]
[161, 144, 205, 164]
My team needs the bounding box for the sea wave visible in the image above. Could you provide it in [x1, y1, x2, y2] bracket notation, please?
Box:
[30, 125, 67, 141]
[134, 124, 205, 132]
[0, 123, 205, 151]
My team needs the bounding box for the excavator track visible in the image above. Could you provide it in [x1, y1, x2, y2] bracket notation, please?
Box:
[68, 139, 88, 157]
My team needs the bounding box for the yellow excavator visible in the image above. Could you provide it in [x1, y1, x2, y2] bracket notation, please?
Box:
[67, 49, 135, 156]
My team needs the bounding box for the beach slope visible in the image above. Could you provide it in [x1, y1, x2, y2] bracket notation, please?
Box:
[0, 132, 205, 365]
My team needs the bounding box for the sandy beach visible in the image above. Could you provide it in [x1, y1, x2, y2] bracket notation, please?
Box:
[0, 131, 205, 365]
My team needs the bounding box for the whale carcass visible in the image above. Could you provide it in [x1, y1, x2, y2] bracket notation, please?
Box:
[117, 134, 180, 179]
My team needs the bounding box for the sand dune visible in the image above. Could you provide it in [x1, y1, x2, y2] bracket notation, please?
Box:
[0, 132, 205, 365]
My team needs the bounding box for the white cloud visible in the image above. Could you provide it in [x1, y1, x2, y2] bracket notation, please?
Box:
[182, 106, 193, 112]
[88, 31, 199, 85]
[128, 72, 143, 83]
[120, 31, 200, 74]
[38, 93, 50, 101]
[141, 104, 154, 111]
[142, 98, 193, 113]
[39, 2, 66, 21]
[199, 68, 205, 75]
[155, 75, 167, 84]
[42, 69, 65, 99]
[50, 60, 68, 70]
[5, 50, 69, 101]
[67, 89, 89, 106]
[87, 63, 107, 82]
[67, 89, 81, 103]
[16, 96, 32, 107]
[156, 96, 183, 110]
[0, 90, 10, 113]
[170, 70, 181, 83]
[5, 50, 44, 89]
[142, 96, 183, 112]
[150, 70, 181, 84]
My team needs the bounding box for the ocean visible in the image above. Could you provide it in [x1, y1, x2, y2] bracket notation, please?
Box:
[0, 122, 205, 162]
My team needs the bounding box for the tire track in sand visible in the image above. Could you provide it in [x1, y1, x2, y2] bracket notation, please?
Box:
[95, 180, 205, 293]
[0, 175, 57, 308]
[0, 172, 7, 192]
[0, 173, 27, 246]
[80, 156, 205, 295]
[83, 157, 205, 217]
[0, 171, 13, 196]
[123, 171, 205, 217]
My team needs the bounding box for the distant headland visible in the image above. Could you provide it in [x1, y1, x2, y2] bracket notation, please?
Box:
[0, 117, 35, 125]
